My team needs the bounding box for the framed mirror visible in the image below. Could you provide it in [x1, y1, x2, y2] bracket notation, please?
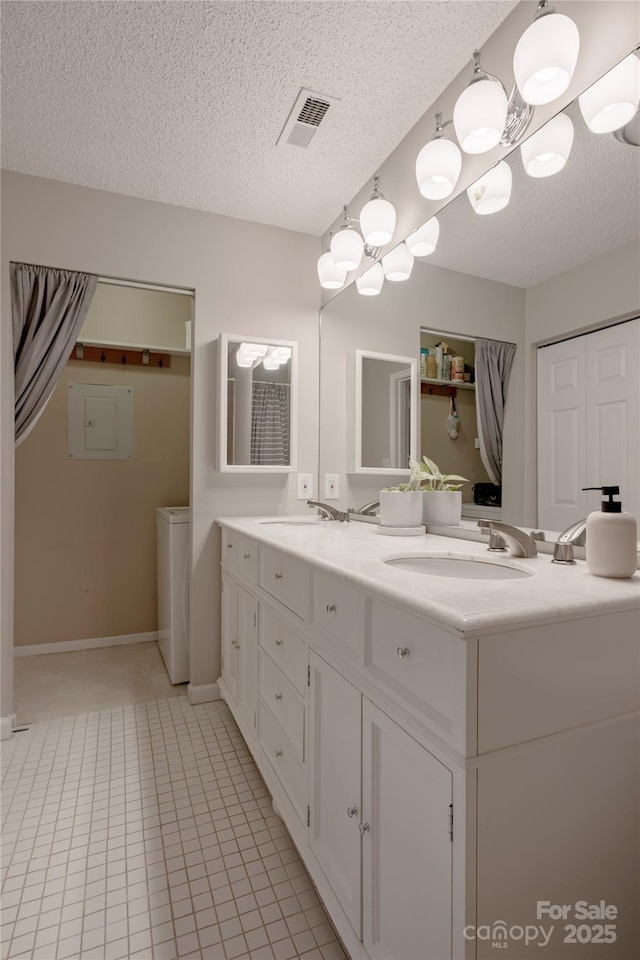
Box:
[218, 334, 297, 472]
[352, 349, 418, 474]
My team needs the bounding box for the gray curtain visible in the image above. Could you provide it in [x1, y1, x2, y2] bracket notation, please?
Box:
[251, 381, 290, 465]
[12, 262, 98, 444]
[475, 337, 516, 486]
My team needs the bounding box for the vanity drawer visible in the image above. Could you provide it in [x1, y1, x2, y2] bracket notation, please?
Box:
[237, 534, 258, 583]
[259, 546, 310, 620]
[365, 598, 461, 739]
[220, 526, 237, 570]
[312, 570, 364, 660]
[258, 700, 306, 823]
[260, 604, 307, 695]
[259, 651, 305, 762]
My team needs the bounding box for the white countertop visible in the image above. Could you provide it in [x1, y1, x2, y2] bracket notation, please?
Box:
[217, 516, 640, 637]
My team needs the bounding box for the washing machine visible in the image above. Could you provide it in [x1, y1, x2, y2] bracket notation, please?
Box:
[156, 506, 190, 683]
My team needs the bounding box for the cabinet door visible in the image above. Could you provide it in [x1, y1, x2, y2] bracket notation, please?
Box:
[308, 651, 362, 939]
[221, 573, 238, 701]
[362, 700, 452, 960]
[237, 586, 258, 732]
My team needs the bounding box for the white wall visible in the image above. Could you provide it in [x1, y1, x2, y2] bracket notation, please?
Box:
[1, 170, 320, 723]
[522, 238, 640, 524]
[320, 260, 525, 519]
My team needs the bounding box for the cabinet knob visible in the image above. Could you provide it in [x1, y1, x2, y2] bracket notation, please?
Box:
[275, 573, 283, 580]
[243, 553, 250, 560]
[275, 749, 283, 759]
[275, 639, 284, 647]
[396, 646, 411, 660]
[359, 822, 370, 836]
[274, 693, 283, 702]
[227, 543, 233, 548]
[347, 806, 358, 818]
[326, 603, 336, 613]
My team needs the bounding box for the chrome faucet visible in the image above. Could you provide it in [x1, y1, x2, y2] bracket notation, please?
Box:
[351, 500, 380, 516]
[307, 500, 349, 522]
[551, 518, 587, 564]
[477, 519, 538, 558]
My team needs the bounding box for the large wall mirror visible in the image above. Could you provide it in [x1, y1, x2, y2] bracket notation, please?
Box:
[218, 334, 297, 472]
[353, 350, 418, 474]
[319, 49, 640, 529]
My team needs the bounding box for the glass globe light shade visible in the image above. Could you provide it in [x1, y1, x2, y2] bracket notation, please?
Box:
[236, 353, 253, 368]
[382, 243, 414, 282]
[521, 112, 574, 177]
[415, 137, 462, 199]
[405, 217, 440, 257]
[467, 161, 512, 215]
[579, 54, 640, 134]
[262, 357, 280, 370]
[513, 13, 580, 105]
[317, 251, 346, 289]
[330, 226, 364, 271]
[359, 196, 396, 246]
[453, 78, 508, 154]
[356, 262, 384, 296]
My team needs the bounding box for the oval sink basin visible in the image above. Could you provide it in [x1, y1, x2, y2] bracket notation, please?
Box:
[384, 555, 531, 580]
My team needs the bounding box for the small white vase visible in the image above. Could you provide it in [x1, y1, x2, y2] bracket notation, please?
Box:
[379, 490, 423, 528]
[422, 490, 462, 526]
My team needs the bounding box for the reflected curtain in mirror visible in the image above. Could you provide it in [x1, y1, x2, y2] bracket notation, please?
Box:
[251, 381, 290, 466]
[475, 338, 516, 485]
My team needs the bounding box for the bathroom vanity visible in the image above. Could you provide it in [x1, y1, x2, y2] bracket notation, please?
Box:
[216, 517, 639, 960]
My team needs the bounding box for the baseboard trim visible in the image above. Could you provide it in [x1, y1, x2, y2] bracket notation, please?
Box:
[14, 631, 159, 657]
[0, 713, 17, 740]
[188, 681, 221, 705]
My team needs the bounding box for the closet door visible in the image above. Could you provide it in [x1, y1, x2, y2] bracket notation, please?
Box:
[537, 336, 587, 530]
[585, 319, 640, 521]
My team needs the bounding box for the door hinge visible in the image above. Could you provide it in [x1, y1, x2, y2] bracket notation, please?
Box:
[307, 805, 311, 827]
[307, 665, 311, 687]
[448, 803, 454, 841]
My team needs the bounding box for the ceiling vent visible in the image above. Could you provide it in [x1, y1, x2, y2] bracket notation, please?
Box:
[277, 88, 339, 149]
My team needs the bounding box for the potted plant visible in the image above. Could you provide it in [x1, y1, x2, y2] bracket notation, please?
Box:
[410, 456, 468, 526]
[379, 474, 424, 528]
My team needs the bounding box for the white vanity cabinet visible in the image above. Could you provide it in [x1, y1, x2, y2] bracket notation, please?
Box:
[220, 572, 258, 732]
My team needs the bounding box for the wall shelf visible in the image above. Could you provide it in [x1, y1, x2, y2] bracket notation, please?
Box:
[420, 378, 475, 398]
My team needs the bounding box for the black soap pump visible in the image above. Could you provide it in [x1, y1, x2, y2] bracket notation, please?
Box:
[582, 486, 637, 578]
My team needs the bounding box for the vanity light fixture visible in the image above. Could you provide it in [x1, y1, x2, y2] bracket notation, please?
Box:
[359, 176, 397, 247]
[382, 242, 414, 281]
[405, 216, 440, 257]
[415, 113, 462, 199]
[236, 343, 289, 371]
[330, 205, 365, 271]
[579, 53, 640, 134]
[467, 160, 512, 215]
[521, 111, 574, 177]
[513, 1, 580, 106]
[356, 262, 385, 296]
[453, 50, 509, 154]
[317, 232, 347, 289]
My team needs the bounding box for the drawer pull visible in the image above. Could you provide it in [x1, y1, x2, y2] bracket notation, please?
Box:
[396, 646, 411, 660]
[347, 806, 358, 818]
[275, 749, 283, 759]
[275, 573, 283, 580]
[275, 638, 284, 647]
[326, 603, 337, 613]
[359, 822, 370, 836]
[243, 552, 250, 560]
[227, 543, 233, 549]
[274, 693, 283, 702]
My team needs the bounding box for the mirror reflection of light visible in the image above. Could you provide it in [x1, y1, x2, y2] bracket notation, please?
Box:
[406, 217, 440, 257]
[467, 161, 512, 215]
[579, 54, 640, 134]
[356, 262, 384, 296]
[382, 242, 414, 282]
[521, 112, 574, 178]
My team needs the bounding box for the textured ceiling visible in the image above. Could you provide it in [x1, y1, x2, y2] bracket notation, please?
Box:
[0, 0, 517, 235]
[424, 98, 640, 287]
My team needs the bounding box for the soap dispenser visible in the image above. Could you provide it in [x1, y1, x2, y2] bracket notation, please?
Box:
[582, 486, 637, 579]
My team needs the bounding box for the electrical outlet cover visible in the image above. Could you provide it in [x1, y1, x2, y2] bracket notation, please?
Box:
[324, 474, 340, 499]
[297, 473, 313, 499]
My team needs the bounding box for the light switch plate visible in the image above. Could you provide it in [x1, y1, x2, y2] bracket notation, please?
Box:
[324, 474, 340, 499]
[297, 473, 313, 500]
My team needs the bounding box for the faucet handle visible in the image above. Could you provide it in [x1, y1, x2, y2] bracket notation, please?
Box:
[487, 530, 507, 552]
[552, 541, 576, 565]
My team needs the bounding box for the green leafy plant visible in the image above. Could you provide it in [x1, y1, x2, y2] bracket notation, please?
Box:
[409, 456, 468, 491]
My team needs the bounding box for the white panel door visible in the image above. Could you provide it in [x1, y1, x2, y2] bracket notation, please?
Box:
[537, 337, 586, 530]
[362, 700, 452, 960]
[221, 573, 238, 701]
[585, 319, 639, 521]
[237, 586, 258, 732]
[308, 651, 362, 939]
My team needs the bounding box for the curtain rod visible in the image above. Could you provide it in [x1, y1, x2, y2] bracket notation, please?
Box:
[98, 276, 194, 297]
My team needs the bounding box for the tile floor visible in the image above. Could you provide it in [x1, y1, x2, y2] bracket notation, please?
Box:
[2, 647, 346, 960]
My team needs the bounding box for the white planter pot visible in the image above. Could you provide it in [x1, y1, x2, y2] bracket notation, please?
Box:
[422, 490, 462, 526]
[379, 490, 424, 528]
